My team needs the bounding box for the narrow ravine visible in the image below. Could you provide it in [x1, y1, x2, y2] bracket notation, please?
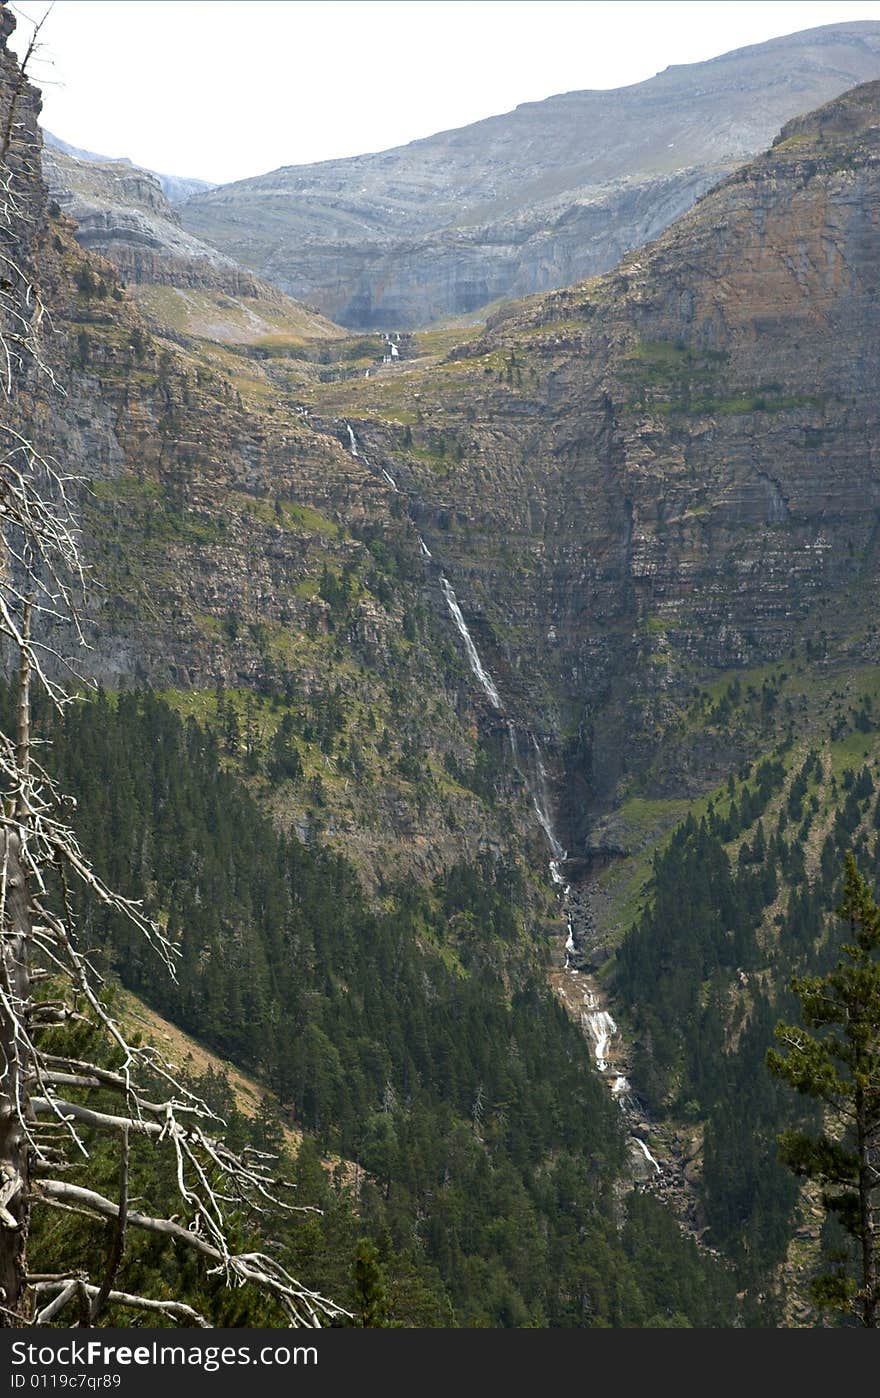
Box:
[340, 420, 658, 1156]
[336, 416, 676, 1191]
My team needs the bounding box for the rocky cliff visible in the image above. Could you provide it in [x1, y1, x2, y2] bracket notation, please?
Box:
[41, 141, 349, 357]
[9, 12, 880, 891]
[42, 144, 248, 287]
[44, 129, 215, 204]
[0, 20, 545, 894]
[179, 21, 880, 327]
[304, 78, 880, 853]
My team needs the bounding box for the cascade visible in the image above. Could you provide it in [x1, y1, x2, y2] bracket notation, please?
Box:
[339, 417, 661, 1176]
[439, 576, 502, 710]
[531, 736, 565, 862]
[344, 421, 398, 490]
[564, 915, 575, 970]
[633, 1137, 662, 1174]
[583, 990, 618, 1073]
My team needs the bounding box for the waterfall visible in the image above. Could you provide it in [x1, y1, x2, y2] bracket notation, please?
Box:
[583, 993, 618, 1073]
[345, 421, 398, 489]
[339, 412, 663, 1172]
[531, 736, 565, 862]
[633, 1137, 662, 1174]
[440, 577, 502, 710]
[564, 913, 575, 969]
[339, 413, 663, 1157]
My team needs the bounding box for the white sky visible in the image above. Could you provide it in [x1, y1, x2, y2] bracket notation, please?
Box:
[8, 1, 880, 184]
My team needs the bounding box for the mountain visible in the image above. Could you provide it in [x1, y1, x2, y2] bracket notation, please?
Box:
[43, 143, 239, 283]
[6, 2, 880, 1320]
[178, 20, 880, 328]
[308, 75, 880, 842]
[44, 129, 216, 202]
[42, 140, 346, 351]
[3, 15, 748, 1325]
[298, 77, 880, 1314]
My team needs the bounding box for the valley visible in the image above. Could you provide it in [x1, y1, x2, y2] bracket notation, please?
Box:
[1, 5, 880, 1329]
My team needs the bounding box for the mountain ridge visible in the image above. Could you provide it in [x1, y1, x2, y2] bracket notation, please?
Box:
[179, 20, 880, 327]
[44, 128, 215, 203]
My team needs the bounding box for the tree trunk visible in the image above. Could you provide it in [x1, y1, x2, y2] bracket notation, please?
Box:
[856, 1087, 878, 1328]
[0, 828, 32, 1324]
[1, 615, 33, 1324]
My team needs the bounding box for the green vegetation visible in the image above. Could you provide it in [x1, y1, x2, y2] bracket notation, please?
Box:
[17, 685, 737, 1328]
[620, 338, 825, 417]
[613, 720, 880, 1316]
[768, 855, 880, 1327]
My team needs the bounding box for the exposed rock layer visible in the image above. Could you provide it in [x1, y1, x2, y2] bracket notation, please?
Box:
[179, 22, 880, 327]
[316, 79, 880, 848]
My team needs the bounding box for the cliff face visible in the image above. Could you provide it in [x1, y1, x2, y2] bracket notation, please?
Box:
[43, 144, 276, 296]
[178, 21, 880, 327]
[8, 9, 880, 887]
[0, 19, 542, 891]
[41, 142, 348, 355]
[306, 79, 880, 846]
[43, 130, 215, 204]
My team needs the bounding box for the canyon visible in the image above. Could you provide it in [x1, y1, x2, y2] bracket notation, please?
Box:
[3, 8, 880, 1323]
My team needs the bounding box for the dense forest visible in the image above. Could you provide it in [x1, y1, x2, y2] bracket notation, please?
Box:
[616, 730, 880, 1314]
[12, 686, 736, 1327]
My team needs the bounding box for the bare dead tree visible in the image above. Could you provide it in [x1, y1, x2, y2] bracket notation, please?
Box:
[0, 6, 347, 1328]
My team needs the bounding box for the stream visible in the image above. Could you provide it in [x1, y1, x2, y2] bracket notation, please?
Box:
[340, 409, 667, 1178]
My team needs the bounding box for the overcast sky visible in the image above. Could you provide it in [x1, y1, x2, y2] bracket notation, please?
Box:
[9, 1, 880, 184]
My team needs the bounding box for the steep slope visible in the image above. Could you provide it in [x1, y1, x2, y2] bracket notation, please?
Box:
[2, 17, 542, 896]
[3, 15, 745, 1329]
[42, 141, 346, 358]
[43, 143, 243, 285]
[179, 21, 880, 327]
[287, 77, 880, 1318]
[307, 77, 880, 854]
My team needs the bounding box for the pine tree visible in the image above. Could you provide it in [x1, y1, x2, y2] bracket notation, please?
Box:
[352, 1239, 388, 1327]
[767, 854, 880, 1326]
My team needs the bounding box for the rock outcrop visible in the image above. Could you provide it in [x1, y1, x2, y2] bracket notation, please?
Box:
[44, 129, 215, 203]
[41, 144, 347, 348]
[42, 145, 265, 294]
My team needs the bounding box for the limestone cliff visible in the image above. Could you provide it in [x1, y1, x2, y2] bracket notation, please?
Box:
[179, 21, 880, 327]
[0, 18, 543, 892]
[308, 78, 880, 851]
[8, 12, 880, 894]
